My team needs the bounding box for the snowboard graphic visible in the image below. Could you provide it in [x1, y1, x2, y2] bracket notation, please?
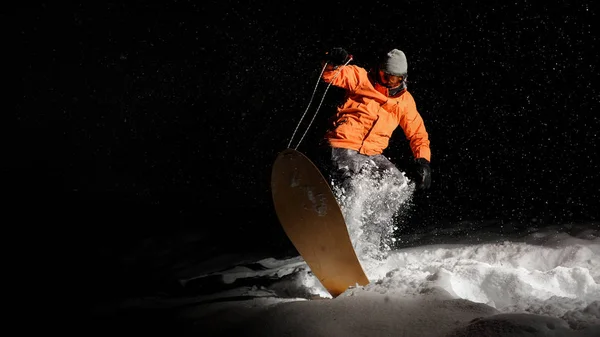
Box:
[271, 148, 369, 297]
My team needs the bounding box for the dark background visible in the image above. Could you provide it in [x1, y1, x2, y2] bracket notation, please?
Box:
[9, 0, 600, 320]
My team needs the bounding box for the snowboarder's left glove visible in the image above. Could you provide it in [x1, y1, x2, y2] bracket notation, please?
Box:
[414, 158, 431, 190]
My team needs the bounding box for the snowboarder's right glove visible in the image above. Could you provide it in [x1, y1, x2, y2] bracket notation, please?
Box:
[325, 47, 351, 66]
[414, 158, 431, 190]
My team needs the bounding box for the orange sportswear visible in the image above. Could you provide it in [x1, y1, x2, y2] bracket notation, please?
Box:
[322, 65, 431, 162]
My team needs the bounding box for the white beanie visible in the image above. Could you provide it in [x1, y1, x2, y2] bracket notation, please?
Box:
[383, 49, 408, 76]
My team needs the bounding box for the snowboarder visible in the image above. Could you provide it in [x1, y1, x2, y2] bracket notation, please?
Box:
[317, 47, 431, 192]
[315, 47, 432, 255]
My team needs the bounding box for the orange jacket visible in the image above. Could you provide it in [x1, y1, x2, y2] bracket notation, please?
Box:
[322, 65, 431, 162]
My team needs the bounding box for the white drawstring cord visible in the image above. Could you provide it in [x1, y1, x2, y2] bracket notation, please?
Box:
[287, 57, 353, 150]
[286, 63, 328, 149]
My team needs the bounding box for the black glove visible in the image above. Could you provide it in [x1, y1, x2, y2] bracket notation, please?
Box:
[414, 158, 431, 190]
[325, 47, 351, 66]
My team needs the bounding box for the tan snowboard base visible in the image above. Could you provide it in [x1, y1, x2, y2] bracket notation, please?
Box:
[271, 148, 369, 297]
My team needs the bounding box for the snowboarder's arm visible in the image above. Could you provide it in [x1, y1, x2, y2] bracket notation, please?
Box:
[321, 48, 359, 90]
[397, 97, 431, 162]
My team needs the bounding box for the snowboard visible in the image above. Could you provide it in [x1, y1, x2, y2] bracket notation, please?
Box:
[270, 148, 369, 297]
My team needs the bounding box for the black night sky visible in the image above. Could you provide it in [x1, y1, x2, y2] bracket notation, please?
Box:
[10, 0, 600, 330]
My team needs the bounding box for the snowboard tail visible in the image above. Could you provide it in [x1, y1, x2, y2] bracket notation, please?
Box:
[271, 148, 369, 297]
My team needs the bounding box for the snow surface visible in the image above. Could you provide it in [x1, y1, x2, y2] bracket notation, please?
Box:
[92, 170, 600, 336]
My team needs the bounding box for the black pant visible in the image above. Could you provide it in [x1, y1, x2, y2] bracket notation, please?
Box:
[315, 146, 412, 258]
[315, 146, 403, 189]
